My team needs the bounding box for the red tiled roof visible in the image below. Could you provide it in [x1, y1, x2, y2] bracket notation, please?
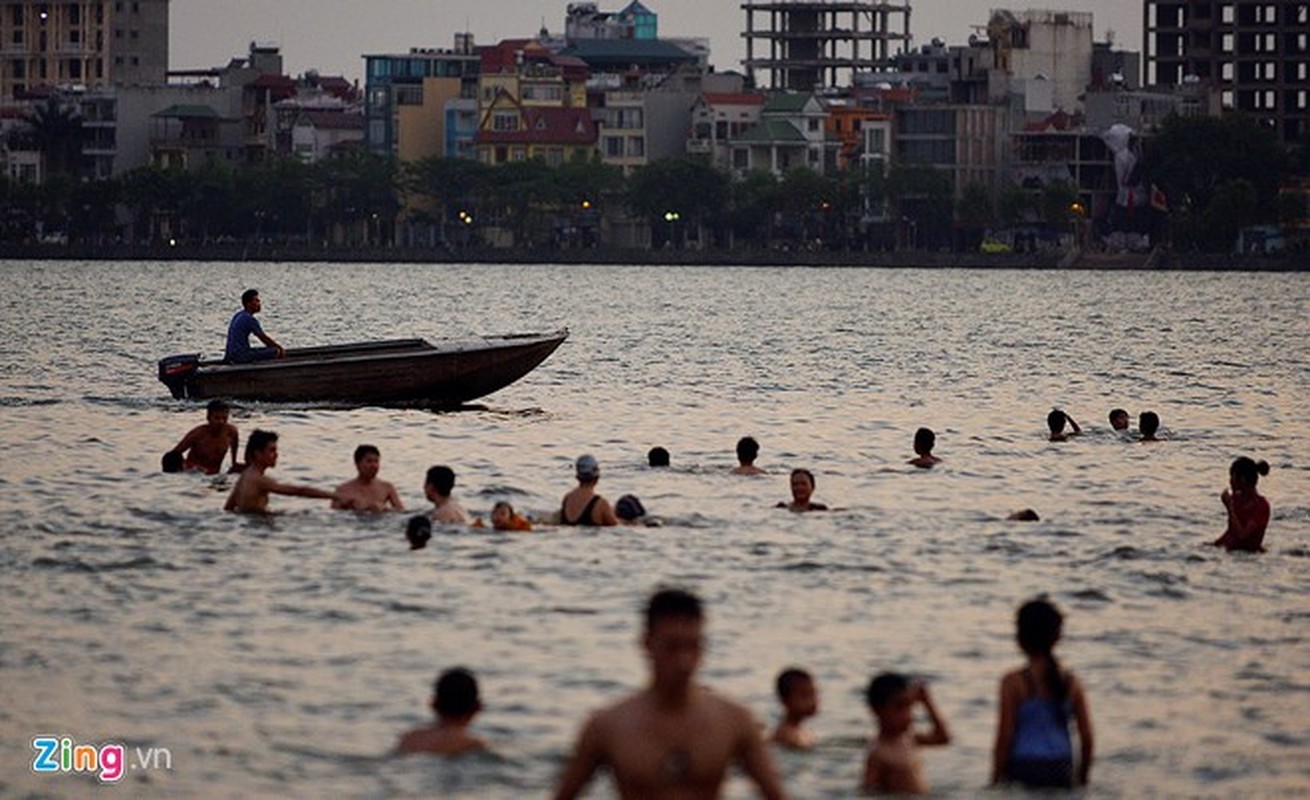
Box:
[481, 39, 543, 73]
[475, 106, 597, 146]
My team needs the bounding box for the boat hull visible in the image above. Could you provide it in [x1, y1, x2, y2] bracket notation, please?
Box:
[158, 330, 567, 406]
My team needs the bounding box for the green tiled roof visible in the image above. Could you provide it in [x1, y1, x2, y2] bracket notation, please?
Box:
[735, 119, 806, 143]
[762, 93, 814, 113]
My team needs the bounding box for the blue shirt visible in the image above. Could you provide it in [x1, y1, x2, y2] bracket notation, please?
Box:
[225, 309, 265, 361]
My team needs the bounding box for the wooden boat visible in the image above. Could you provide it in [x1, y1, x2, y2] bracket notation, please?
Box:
[157, 329, 567, 405]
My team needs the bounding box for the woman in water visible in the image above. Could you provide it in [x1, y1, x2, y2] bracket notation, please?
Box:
[992, 598, 1094, 789]
[1212, 457, 1271, 552]
[777, 468, 828, 512]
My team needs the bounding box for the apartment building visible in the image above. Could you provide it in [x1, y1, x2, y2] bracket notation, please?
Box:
[0, 0, 168, 98]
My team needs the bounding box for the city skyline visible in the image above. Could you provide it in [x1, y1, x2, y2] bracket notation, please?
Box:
[171, 0, 1144, 84]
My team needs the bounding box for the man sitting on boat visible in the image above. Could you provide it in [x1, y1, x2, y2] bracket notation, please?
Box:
[225, 289, 285, 363]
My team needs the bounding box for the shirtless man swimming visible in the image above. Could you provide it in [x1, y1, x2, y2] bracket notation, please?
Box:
[333, 444, 403, 512]
[224, 430, 341, 513]
[554, 588, 786, 800]
[168, 399, 239, 474]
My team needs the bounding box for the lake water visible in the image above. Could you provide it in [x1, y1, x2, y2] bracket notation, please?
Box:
[0, 260, 1306, 798]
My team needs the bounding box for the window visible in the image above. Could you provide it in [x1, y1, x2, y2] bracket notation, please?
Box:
[604, 136, 622, 157]
[511, 147, 526, 161]
[11, 30, 21, 44]
[130, 29, 139, 39]
[70, 29, 80, 44]
[69, 4, 80, 23]
[627, 136, 644, 157]
[492, 112, 518, 132]
[732, 148, 748, 169]
[11, 59, 24, 78]
[395, 85, 422, 105]
[11, 4, 23, 25]
[69, 59, 81, 78]
[715, 120, 727, 139]
[545, 147, 563, 167]
[807, 118, 819, 132]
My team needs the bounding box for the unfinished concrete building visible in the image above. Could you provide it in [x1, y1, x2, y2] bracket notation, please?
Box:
[1144, 0, 1310, 145]
[742, 0, 912, 90]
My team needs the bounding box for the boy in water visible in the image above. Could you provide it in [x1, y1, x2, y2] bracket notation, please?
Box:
[1138, 411, 1161, 442]
[554, 588, 784, 800]
[224, 430, 341, 513]
[863, 673, 951, 795]
[771, 667, 819, 750]
[396, 667, 488, 756]
[1107, 408, 1130, 432]
[908, 428, 941, 468]
[731, 436, 767, 476]
[333, 445, 404, 512]
[167, 399, 240, 474]
[1047, 409, 1082, 442]
[424, 465, 469, 524]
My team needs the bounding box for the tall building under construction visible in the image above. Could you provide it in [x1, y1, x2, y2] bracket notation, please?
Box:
[742, 0, 912, 90]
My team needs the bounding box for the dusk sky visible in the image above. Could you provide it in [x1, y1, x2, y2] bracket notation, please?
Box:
[171, 0, 1144, 84]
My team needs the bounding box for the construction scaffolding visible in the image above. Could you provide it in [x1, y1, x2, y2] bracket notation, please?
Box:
[742, 1, 913, 91]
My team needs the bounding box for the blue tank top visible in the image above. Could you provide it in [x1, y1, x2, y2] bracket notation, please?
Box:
[1011, 696, 1073, 761]
[1010, 668, 1072, 762]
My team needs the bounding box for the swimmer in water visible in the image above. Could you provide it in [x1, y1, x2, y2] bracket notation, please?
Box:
[167, 399, 240, 474]
[908, 427, 942, 468]
[731, 436, 767, 476]
[863, 673, 951, 795]
[771, 667, 819, 751]
[1107, 408, 1129, 432]
[405, 515, 432, 549]
[648, 447, 670, 468]
[333, 444, 404, 512]
[395, 667, 488, 756]
[1138, 411, 1161, 442]
[424, 465, 469, 525]
[554, 588, 784, 800]
[992, 598, 1094, 788]
[560, 455, 619, 527]
[224, 430, 341, 513]
[1212, 456, 1271, 552]
[490, 501, 533, 531]
[777, 468, 828, 512]
[1047, 409, 1082, 442]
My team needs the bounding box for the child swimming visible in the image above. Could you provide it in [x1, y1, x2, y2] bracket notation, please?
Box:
[992, 598, 1094, 788]
[771, 667, 819, 750]
[862, 673, 950, 794]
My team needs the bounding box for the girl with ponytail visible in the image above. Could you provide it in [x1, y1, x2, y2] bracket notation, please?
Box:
[1213, 457, 1271, 552]
[992, 598, 1094, 788]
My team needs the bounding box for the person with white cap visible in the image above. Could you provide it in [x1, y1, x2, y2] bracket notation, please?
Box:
[560, 454, 619, 527]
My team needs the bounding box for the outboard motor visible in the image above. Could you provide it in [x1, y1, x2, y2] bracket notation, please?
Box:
[158, 354, 201, 399]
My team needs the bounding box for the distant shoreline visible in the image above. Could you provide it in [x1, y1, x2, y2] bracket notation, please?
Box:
[0, 244, 1303, 271]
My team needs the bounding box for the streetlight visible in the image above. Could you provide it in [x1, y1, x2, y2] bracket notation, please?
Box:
[1068, 201, 1086, 250]
[663, 210, 680, 249]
